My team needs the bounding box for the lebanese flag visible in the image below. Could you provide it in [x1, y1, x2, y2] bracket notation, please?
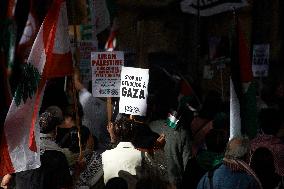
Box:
[0, 0, 73, 176]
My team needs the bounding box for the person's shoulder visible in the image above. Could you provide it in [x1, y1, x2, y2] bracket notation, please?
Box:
[41, 150, 67, 162]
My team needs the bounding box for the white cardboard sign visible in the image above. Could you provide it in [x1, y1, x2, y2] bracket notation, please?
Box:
[91, 51, 124, 97]
[119, 66, 149, 116]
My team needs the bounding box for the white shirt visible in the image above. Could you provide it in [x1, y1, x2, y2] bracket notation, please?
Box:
[101, 142, 142, 184]
[79, 88, 109, 150]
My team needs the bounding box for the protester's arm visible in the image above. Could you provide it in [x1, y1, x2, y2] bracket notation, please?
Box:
[106, 122, 118, 149]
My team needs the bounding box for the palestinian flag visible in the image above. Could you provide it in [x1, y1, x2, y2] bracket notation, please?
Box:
[230, 18, 257, 139]
[0, 0, 73, 176]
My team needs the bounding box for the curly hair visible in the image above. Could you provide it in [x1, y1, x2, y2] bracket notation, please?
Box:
[40, 106, 63, 134]
[113, 117, 136, 142]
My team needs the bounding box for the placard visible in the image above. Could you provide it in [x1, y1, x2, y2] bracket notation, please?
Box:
[119, 66, 149, 116]
[252, 44, 270, 77]
[71, 40, 98, 87]
[91, 51, 124, 97]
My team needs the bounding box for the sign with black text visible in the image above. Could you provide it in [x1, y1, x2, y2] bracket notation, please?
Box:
[119, 66, 149, 116]
[252, 44, 270, 77]
[91, 51, 124, 97]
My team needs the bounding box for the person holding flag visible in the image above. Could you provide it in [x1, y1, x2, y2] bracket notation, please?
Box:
[0, 0, 73, 179]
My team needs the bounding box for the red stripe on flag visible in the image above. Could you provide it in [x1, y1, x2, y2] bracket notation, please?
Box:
[46, 52, 73, 78]
[237, 21, 253, 83]
[28, 78, 46, 152]
[0, 134, 15, 176]
[42, 0, 63, 55]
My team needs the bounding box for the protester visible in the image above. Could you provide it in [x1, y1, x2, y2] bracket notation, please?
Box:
[15, 106, 73, 189]
[197, 136, 262, 189]
[250, 147, 281, 189]
[102, 117, 143, 189]
[53, 106, 102, 189]
[74, 69, 110, 152]
[250, 108, 284, 176]
[182, 128, 228, 189]
[148, 89, 193, 189]
[191, 90, 224, 156]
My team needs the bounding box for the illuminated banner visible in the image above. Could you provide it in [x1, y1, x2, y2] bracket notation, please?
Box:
[181, 0, 248, 16]
[91, 51, 124, 97]
[119, 66, 149, 116]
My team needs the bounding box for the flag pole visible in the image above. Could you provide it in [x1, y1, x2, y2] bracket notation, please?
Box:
[66, 0, 84, 161]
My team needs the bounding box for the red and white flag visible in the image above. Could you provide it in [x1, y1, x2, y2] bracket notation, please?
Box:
[0, 0, 73, 176]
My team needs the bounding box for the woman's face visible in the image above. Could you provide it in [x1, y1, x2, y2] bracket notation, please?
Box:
[64, 116, 75, 128]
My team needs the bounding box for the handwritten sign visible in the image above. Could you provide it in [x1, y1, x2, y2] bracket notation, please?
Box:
[91, 51, 124, 97]
[119, 66, 149, 116]
[252, 44, 270, 77]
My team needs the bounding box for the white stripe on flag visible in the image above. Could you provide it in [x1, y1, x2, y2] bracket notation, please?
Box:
[4, 88, 45, 172]
[230, 78, 241, 139]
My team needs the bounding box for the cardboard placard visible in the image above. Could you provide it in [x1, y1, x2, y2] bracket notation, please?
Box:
[119, 66, 149, 116]
[91, 51, 124, 97]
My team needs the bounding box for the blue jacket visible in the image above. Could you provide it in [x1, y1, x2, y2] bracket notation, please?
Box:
[197, 164, 260, 189]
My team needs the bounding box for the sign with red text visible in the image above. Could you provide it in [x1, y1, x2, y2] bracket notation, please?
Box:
[119, 66, 149, 116]
[91, 51, 124, 97]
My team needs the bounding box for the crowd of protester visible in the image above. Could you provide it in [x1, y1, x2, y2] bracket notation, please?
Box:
[1, 70, 284, 189]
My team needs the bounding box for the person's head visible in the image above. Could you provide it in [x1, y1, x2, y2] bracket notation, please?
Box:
[250, 147, 275, 175]
[224, 136, 250, 160]
[199, 90, 223, 120]
[68, 126, 90, 153]
[258, 108, 281, 135]
[39, 106, 63, 134]
[205, 129, 228, 153]
[62, 104, 84, 127]
[112, 117, 136, 142]
[105, 177, 128, 189]
[135, 176, 169, 189]
[250, 147, 281, 189]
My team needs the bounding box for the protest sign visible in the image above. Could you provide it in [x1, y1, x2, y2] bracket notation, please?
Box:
[91, 51, 124, 97]
[119, 66, 149, 116]
[71, 40, 98, 87]
[252, 44, 270, 77]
